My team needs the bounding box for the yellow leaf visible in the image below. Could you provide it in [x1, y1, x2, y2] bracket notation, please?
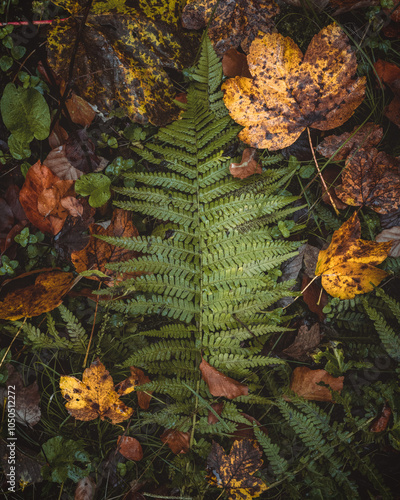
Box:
[207, 439, 268, 499]
[222, 24, 366, 150]
[315, 213, 391, 299]
[60, 358, 134, 424]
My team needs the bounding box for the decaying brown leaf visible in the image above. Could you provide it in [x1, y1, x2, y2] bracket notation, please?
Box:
[222, 24, 366, 150]
[200, 358, 248, 399]
[207, 439, 268, 499]
[370, 402, 392, 433]
[316, 123, 383, 161]
[315, 213, 391, 299]
[374, 59, 400, 128]
[117, 436, 143, 461]
[289, 366, 344, 401]
[182, 0, 278, 55]
[48, 1, 196, 126]
[0, 364, 41, 426]
[283, 324, 321, 362]
[335, 148, 400, 214]
[71, 209, 140, 286]
[229, 148, 261, 179]
[208, 402, 225, 425]
[233, 413, 268, 441]
[60, 358, 134, 424]
[320, 165, 347, 210]
[44, 130, 107, 181]
[116, 366, 152, 409]
[376, 226, 400, 257]
[222, 48, 252, 78]
[301, 274, 329, 321]
[19, 161, 76, 235]
[0, 268, 74, 320]
[74, 476, 96, 500]
[160, 429, 190, 454]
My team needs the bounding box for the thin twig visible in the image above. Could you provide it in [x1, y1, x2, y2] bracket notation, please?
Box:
[83, 281, 101, 368]
[307, 127, 340, 216]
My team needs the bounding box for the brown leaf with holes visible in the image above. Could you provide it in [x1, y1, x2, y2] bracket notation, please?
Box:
[71, 209, 141, 286]
[182, 0, 279, 56]
[283, 323, 321, 361]
[222, 24, 366, 150]
[370, 402, 392, 433]
[117, 436, 143, 461]
[160, 429, 190, 454]
[0, 268, 74, 320]
[229, 148, 261, 179]
[0, 364, 41, 426]
[207, 439, 268, 499]
[315, 213, 391, 299]
[19, 160, 75, 235]
[316, 123, 383, 161]
[200, 358, 248, 399]
[289, 367, 344, 402]
[60, 358, 134, 424]
[335, 148, 400, 214]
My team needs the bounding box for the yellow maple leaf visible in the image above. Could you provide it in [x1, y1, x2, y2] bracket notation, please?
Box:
[60, 358, 134, 424]
[222, 24, 366, 150]
[315, 213, 391, 299]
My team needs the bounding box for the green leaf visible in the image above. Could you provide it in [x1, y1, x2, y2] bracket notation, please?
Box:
[75, 173, 111, 208]
[11, 45, 26, 60]
[40, 436, 90, 484]
[0, 55, 13, 71]
[0, 83, 50, 157]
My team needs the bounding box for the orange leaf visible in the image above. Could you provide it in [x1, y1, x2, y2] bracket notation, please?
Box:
[0, 269, 74, 320]
[160, 429, 190, 454]
[19, 160, 75, 235]
[200, 358, 248, 399]
[315, 213, 391, 299]
[370, 402, 392, 433]
[117, 436, 143, 461]
[60, 358, 134, 424]
[289, 366, 344, 402]
[71, 209, 140, 286]
[222, 24, 366, 150]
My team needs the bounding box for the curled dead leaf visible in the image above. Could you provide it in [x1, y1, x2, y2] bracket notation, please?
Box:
[289, 366, 344, 402]
[160, 429, 190, 454]
[200, 358, 248, 399]
[229, 148, 261, 179]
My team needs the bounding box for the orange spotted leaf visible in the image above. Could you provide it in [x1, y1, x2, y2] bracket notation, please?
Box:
[0, 269, 74, 320]
[315, 213, 391, 299]
[222, 24, 366, 150]
[60, 358, 134, 424]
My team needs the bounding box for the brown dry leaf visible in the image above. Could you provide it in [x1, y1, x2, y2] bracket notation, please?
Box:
[182, 0, 279, 56]
[316, 123, 383, 161]
[330, 0, 379, 14]
[207, 439, 268, 499]
[370, 402, 392, 433]
[19, 160, 75, 235]
[0, 364, 41, 426]
[374, 60, 400, 127]
[60, 358, 134, 424]
[376, 226, 400, 257]
[117, 436, 143, 461]
[301, 274, 329, 321]
[200, 358, 248, 399]
[229, 148, 261, 179]
[71, 209, 140, 286]
[160, 429, 190, 454]
[44, 130, 106, 181]
[283, 324, 321, 362]
[0, 268, 74, 320]
[65, 94, 96, 128]
[320, 165, 347, 210]
[233, 413, 268, 441]
[315, 213, 391, 299]
[335, 148, 400, 214]
[289, 366, 344, 402]
[128, 367, 152, 410]
[222, 24, 366, 150]
[222, 48, 252, 78]
[48, 121, 68, 149]
[384, 96, 400, 128]
[74, 476, 96, 500]
[208, 402, 224, 425]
